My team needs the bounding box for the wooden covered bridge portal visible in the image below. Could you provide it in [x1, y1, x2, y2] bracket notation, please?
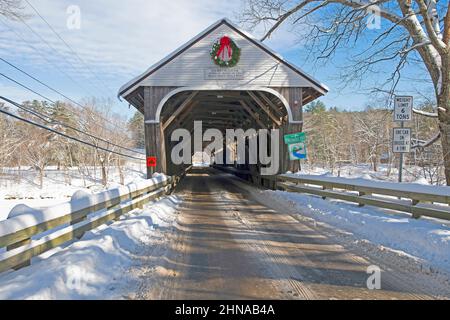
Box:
[119, 19, 328, 179]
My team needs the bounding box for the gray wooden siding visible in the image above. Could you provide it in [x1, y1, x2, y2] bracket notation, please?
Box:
[139, 24, 316, 88]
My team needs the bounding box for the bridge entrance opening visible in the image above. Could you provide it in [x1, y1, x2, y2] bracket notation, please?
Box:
[118, 19, 328, 181]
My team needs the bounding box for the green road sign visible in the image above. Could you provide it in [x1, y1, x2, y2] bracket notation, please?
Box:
[284, 132, 306, 145]
[288, 142, 307, 160]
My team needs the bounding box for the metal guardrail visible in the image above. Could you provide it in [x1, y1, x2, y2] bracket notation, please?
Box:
[277, 174, 450, 221]
[0, 175, 181, 274]
[214, 165, 450, 222]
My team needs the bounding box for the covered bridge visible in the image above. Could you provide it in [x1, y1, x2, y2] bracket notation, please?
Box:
[118, 18, 328, 178]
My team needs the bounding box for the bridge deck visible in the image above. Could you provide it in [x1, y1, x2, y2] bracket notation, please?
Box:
[133, 168, 436, 300]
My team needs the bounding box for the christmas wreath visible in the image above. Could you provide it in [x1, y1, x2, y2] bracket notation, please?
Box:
[210, 36, 241, 67]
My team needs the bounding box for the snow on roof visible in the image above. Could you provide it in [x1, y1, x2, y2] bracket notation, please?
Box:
[118, 18, 329, 98]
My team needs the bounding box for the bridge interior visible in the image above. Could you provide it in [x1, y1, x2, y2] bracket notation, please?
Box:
[149, 89, 309, 178]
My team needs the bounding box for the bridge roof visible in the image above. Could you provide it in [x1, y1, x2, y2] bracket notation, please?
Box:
[118, 18, 329, 100]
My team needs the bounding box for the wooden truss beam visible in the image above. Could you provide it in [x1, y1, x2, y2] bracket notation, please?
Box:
[162, 91, 199, 131]
[247, 91, 282, 126]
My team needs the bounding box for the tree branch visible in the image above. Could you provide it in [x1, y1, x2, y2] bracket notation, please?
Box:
[413, 108, 439, 117]
[261, 0, 315, 41]
[0, 0, 26, 20]
[415, 0, 447, 52]
[412, 132, 441, 149]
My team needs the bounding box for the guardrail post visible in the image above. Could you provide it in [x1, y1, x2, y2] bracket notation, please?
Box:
[71, 216, 85, 225]
[322, 186, 327, 200]
[71, 209, 91, 239]
[411, 200, 421, 219]
[7, 238, 31, 270]
[70, 191, 92, 238]
[358, 192, 367, 207]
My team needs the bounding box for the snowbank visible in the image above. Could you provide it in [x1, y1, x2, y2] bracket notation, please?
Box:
[0, 163, 148, 221]
[296, 164, 446, 186]
[0, 175, 169, 238]
[283, 173, 450, 197]
[0, 195, 181, 300]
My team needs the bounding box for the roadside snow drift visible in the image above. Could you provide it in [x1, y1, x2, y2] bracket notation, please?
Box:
[0, 196, 180, 300]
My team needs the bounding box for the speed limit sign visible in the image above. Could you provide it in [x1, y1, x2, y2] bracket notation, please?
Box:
[394, 96, 413, 122]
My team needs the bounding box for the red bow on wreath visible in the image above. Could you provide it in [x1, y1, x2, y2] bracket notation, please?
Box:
[216, 36, 233, 61]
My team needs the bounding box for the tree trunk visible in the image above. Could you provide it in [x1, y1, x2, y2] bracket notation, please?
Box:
[439, 119, 450, 185]
[100, 158, 107, 187]
[439, 104, 450, 186]
[38, 167, 44, 189]
[117, 159, 124, 185]
[439, 55, 450, 186]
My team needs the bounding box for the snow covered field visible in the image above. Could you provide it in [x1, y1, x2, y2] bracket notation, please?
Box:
[0, 162, 147, 221]
[298, 164, 444, 185]
[0, 195, 181, 300]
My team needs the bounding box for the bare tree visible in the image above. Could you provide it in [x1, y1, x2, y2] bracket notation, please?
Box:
[354, 107, 391, 172]
[79, 99, 133, 187]
[241, 0, 450, 184]
[0, 0, 25, 20]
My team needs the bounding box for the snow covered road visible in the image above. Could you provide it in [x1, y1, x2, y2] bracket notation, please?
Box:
[132, 168, 450, 300]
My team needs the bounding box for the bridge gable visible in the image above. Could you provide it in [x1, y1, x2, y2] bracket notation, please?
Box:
[119, 19, 328, 98]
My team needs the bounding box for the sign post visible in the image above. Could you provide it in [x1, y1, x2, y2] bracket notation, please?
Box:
[393, 96, 413, 183]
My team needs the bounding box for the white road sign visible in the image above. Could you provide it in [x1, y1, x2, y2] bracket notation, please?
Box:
[394, 96, 413, 122]
[393, 128, 411, 153]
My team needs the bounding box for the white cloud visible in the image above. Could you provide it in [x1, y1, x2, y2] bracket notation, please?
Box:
[2, 1, 247, 92]
[0, 0, 301, 115]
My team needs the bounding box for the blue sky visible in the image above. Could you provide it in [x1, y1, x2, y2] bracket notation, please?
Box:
[0, 0, 435, 119]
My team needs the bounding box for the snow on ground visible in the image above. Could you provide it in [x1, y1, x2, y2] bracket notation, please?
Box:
[242, 183, 450, 275]
[0, 195, 181, 300]
[298, 163, 443, 185]
[0, 162, 147, 221]
[284, 173, 450, 197]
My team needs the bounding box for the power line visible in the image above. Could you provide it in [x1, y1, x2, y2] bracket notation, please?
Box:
[24, 0, 114, 95]
[0, 16, 98, 98]
[0, 75, 144, 156]
[0, 106, 145, 161]
[1, 57, 88, 109]
[1, 72, 55, 102]
[15, 13, 111, 98]
[0, 96, 145, 156]
[0, 70, 129, 136]
[0, 17, 131, 136]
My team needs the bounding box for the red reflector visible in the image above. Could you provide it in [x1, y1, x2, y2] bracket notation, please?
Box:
[147, 157, 157, 168]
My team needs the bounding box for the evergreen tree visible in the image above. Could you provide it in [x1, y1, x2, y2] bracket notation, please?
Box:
[305, 100, 326, 114]
[128, 111, 145, 149]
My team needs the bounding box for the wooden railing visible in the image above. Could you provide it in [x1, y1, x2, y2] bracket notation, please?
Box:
[277, 174, 450, 221]
[0, 175, 181, 274]
[213, 165, 450, 222]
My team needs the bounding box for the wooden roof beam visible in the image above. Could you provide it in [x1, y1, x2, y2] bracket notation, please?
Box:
[257, 91, 284, 117]
[162, 91, 199, 131]
[247, 91, 282, 126]
[239, 100, 266, 129]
